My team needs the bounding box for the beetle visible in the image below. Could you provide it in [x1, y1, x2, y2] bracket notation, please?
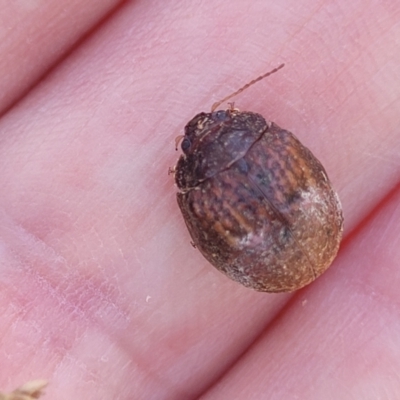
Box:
[173, 65, 343, 292]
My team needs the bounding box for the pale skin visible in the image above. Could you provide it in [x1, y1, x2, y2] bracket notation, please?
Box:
[0, 1, 399, 399]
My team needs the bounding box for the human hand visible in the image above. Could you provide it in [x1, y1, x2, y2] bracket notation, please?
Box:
[1, 1, 399, 399]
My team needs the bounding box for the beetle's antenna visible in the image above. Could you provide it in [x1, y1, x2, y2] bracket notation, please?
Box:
[211, 63, 285, 112]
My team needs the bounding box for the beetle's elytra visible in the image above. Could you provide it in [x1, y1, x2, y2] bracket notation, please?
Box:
[173, 68, 343, 293]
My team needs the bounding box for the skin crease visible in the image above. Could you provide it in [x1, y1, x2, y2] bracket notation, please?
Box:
[0, 0, 399, 399]
[0, 0, 124, 113]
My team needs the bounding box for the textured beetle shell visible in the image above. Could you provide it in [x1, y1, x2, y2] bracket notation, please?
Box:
[175, 110, 343, 292]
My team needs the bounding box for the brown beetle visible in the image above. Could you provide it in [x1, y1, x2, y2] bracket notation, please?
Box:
[174, 66, 343, 292]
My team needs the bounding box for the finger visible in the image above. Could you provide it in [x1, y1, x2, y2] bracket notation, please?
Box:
[0, 0, 398, 398]
[0, 0, 125, 113]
